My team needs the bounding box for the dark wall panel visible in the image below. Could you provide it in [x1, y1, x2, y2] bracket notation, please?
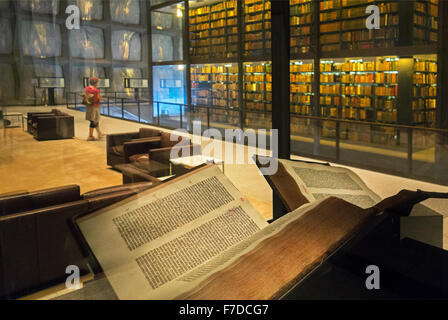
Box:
[0, 18, 13, 54]
[0, 64, 15, 100]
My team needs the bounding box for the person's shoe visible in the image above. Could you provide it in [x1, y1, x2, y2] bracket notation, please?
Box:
[97, 133, 105, 140]
[87, 136, 96, 141]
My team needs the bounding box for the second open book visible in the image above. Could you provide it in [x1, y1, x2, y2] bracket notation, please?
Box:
[75, 160, 389, 299]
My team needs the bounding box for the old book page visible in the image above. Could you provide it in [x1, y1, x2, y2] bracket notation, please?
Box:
[176, 197, 374, 299]
[279, 159, 381, 208]
[76, 165, 268, 300]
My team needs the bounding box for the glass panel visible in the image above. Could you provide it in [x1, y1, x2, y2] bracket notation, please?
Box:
[339, 123, 409, 173]
[153, 65, 186, 104]
[412, 128, 436, 178]
[291, 116, 315, 155]
[152, 2, 184, 62]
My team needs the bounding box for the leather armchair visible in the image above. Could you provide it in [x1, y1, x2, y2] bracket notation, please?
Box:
[27, 110, 74, 140]
[128, 132, 202, 177]
[107, 128, 162, 167]
[0, 182, 157, 299]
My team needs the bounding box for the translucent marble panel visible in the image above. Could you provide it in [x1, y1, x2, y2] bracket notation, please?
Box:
[0, 18, 13, 54]
[20, 62, 64, 103]
[0, 64, 15, 100]
[69, 26, 104, 59]
[19, 0, 59, 15]
[152, 33, 173, 62]
[112, 30, 141, 61]
[68, 0, 103, 21]
[21, 20, 61, 58]
[112, 67, 142, 97]
[151, 11, 172, 29]
[0, 1, 9, 9]
[70, 65, 105, 92]
[110, 0, 140, 25]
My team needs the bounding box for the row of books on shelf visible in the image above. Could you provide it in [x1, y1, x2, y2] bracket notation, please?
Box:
[246, 92, 272, 101]
[192, 74, 239, 83]
[291, 74, 313, 83]
[414, 73, 437, 84]
[245, 83, 272, 92]
[245, 1, 271, 14]
[291, 94, 311, 104]
[291, 84, 312, 93]
[414, 60, 437, 72]
[413, 86, 436, 97]
[413, 98, 436, 110]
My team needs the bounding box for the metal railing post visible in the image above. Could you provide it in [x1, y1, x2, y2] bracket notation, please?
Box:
[180, 104, 183, 129]
[121, 98, 124, 119]
[137, 98, 141, 122]
[207, 107, 210, 129]
[107, 97, 110, 116]
[335, 120, 340, 161]
[407, 127, 413, 174]
[157, 102, 160, 126]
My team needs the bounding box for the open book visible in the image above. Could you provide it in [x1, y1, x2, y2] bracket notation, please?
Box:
[75, 161, 447, 299]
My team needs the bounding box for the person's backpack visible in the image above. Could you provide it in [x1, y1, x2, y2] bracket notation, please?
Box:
[82, 89, 95, 106]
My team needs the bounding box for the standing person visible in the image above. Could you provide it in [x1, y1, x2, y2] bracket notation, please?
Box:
[84, 77, 103, 141]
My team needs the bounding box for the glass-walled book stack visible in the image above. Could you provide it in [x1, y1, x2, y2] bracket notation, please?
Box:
[413, 56, 437, 127]
[244, 0, 271, 57]
[319, 0, 399, 52]
[189, 0, 238, 59]
[413, 0, 438, 44]
[290, 0, 313, 55]
[191, 63, 240, 127]
[243, 61, 272, 129]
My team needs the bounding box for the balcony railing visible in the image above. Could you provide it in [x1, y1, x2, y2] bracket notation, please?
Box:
[66, 92, 448, 185]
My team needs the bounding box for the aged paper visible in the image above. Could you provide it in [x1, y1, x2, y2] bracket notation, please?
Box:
[279, 159, 381, 208]
[77, 165, 268, 300]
